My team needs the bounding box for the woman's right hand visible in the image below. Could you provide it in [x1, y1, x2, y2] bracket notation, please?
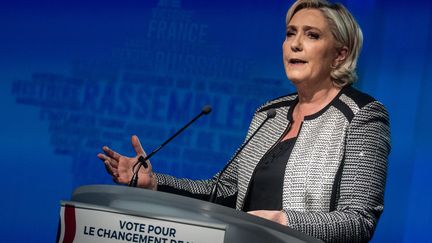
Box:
[97, 135, 157, 190]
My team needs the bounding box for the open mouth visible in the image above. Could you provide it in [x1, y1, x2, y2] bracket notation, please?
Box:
[289, 58, 307, 64]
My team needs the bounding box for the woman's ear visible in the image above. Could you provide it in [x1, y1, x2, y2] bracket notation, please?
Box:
[334, 46, 348, 67]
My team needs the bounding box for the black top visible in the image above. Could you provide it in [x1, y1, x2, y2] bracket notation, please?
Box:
[243, 137, 297, 211]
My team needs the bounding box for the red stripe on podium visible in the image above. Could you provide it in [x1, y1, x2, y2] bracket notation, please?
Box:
[63, 205, 76, 243]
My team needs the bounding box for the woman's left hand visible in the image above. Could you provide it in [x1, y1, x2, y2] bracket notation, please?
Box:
[247, 210, 288, 225]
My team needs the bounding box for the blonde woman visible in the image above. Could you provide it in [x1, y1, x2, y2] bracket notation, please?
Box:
[99, 1, 390, 241]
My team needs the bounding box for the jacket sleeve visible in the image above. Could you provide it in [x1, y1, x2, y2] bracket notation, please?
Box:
[154, 150, 239, 207]
[283, 101, 391, 243]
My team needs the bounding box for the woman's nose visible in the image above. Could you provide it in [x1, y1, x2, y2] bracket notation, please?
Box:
[290, 35, 302, 52]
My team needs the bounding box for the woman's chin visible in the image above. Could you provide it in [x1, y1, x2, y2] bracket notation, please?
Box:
[287, 77, 303, 86]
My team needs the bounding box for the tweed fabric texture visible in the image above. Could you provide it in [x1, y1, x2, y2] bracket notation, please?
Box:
[155, 86, 390, 242]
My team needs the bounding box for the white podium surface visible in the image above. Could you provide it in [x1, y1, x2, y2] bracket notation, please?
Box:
[58, 185, 322, 243]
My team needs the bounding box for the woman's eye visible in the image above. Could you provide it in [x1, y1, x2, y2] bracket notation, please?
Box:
[307, 32, 320, 39]
[286, 31, 295, 38]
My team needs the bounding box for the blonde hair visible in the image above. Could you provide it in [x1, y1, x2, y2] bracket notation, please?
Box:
[286, 0, 363, 87]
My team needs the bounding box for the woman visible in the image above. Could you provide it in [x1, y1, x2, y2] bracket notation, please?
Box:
[98, 0, 390, 242]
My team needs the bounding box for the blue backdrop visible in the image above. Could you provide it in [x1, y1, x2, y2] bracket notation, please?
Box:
[1, 0, 431, 242]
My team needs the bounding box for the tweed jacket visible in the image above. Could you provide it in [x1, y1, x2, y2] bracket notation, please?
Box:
[156, 86, 391, 242]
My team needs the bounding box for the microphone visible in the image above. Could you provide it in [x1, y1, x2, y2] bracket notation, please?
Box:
[128, 105, 212, 187]
[208, 108, 277, 203]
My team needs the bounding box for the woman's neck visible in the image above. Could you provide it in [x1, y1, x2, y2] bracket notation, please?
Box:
[294, 80, 341, 118]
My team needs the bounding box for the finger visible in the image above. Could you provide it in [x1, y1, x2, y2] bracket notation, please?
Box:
[247, 210, 261, 216]
[131, 135, 145, 155]
[102, 146, 121, 160]
[103, 159, 118, 175]
[97, 153, 110, 162]
[98, 153, 119, 168]
[103, 160, 113, 174]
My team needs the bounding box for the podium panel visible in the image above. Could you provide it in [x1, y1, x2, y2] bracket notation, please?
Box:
[59, 202, 225, 243]
[58, 185, 322, 243]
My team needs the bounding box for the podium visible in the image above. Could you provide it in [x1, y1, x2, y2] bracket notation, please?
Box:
[58, 185, 322, 243]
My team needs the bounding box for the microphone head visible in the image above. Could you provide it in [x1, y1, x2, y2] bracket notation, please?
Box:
[266, 109, 276, 118]
[202, 105, 212, 115]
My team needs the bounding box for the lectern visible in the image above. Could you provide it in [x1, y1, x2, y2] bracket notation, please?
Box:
[58, 185, 322, 243]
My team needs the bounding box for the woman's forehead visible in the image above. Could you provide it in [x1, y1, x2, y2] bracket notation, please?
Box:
[288, 8, 329, 31]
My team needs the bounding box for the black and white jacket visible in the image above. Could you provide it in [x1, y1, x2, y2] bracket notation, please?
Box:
[156, 86, 391, 242]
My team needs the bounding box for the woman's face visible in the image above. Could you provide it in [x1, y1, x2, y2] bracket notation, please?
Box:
[283, 8, 338, 87]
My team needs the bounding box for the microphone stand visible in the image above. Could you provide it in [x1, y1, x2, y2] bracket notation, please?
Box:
[129, 105, 212, 187]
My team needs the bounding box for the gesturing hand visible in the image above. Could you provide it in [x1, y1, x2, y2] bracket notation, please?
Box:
[97, 135, 157, 190]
